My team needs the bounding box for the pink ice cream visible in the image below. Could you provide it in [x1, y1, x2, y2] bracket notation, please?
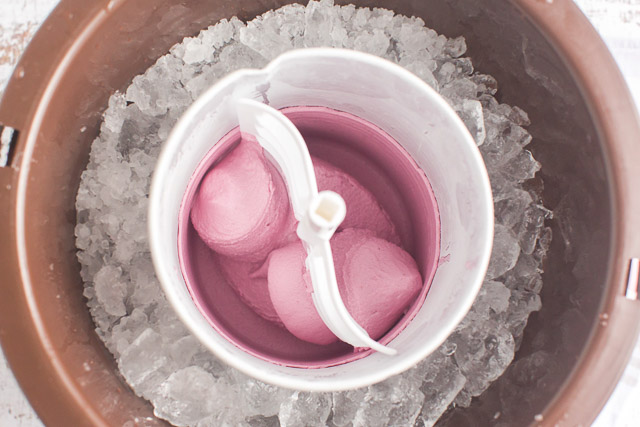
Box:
[216, 255, 282, 325]
[267, 229, 422, 345]
[189, 135, 422, 347]
[313, 157, 400, 245]
[190, 138, 291, 262]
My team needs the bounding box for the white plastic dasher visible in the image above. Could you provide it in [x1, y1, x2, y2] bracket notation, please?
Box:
[236, 98, 397, 355]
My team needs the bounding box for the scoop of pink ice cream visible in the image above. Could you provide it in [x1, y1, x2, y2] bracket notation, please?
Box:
[190, 138, 291, 262]
[314, 157, 400, 245]
[217, 255, 282, 326]
[267, 229, 422, 346]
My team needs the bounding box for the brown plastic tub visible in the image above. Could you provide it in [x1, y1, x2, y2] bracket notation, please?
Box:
[1, 0, 639, 426]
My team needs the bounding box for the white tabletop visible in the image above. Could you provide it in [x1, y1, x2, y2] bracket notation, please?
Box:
[0, 0, 639, 426]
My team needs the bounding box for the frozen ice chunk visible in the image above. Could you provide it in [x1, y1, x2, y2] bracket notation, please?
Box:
[184, 63, 225, 99]
[350, 7, 372, 32]
[418, 354, 466, 426]
[193, 409, 248, 427]
[333, 376, 423, 427]
[436, 61, 456, 85]
[444, 36, 467, 58]
[240, 13, 300, 58]
[119, 329, 168, 388]
[501, 149, 541, 182]
[397, 23, 435, 54]
[399, 50, 438, 88]
[353, 29, 390, 56]
[332, 389, 367, 427]
[168, 336, 201, 367]
[510, 289, 543, 321]
[509, 123, 534, 147]
[201, 19, 238, 49]
[480, 112, 525, 169]
[304, 0, 338, 47]
[452, 320, 515, 397]
[471, 73, 498, 96]
[366, 8, 394, 32]
[229, 371, 293, 417]
[509, 106, 531, 126]
[154, 366, 221, 426]
[516, 204, 551, 255]
[479, 280, 511, 314]
[455, 99, 486, 145]
[103, 93, 128, 134]
[465, 279, 513, 325]
[219, 42, 268, 72]
[182, 38, 211, 64]
[494, 188, 533, 228]
[93, 265, 127, 317]
[486, 224, 521, 279]
[505, 290, 542, 342]
[505, 253, 543, 293]
[125, 56, 192, 117]
[108, 308, 149, 356]
[279, 392, 331, 427]
[130, 260, 161, 307]
[385, 380, 424, 426]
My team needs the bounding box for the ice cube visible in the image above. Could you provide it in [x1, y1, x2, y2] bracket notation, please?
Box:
[486, 224, 521, 279]
[516, 204, 551, 255]
[501, 149, 541, 183]
[476, 280, 512, 315]
[455, 99, 486, 145]
[332, 389, 368, 427]
[153, 366, 221, 426]
[334, 376, 423, 427]
[279, 392, 331, 427]
[352, 29, 390, 56]
[93, 265, 127, 317]
[452, 320, 515, 397]
[229, 371, 292, 418]
[444, 36, 467, 58]
[304, 0, 338, 47]
[119, 328, 168, 388]
[182, 38, 211, 64]
[494, 188, 533, 228]
[418, 353, 466, 426]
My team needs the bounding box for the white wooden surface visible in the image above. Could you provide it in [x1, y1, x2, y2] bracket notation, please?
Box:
[0, 0, 639, 425]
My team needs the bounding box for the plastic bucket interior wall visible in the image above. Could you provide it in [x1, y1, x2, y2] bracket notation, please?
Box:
[1, 0, 639, 426]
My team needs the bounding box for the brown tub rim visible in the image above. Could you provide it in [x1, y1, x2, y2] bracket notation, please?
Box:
[0, 0, 639, 426]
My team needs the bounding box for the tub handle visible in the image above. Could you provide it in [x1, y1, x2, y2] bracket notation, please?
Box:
[626, 258, 639, 300]
[0, 123, 19, 168]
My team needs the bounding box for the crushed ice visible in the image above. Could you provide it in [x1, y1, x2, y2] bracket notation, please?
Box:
[75, 1, 552, 425]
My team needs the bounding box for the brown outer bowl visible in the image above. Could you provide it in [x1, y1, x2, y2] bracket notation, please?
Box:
[0, 0, 639, 426]
[513, 1, 640, 425]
